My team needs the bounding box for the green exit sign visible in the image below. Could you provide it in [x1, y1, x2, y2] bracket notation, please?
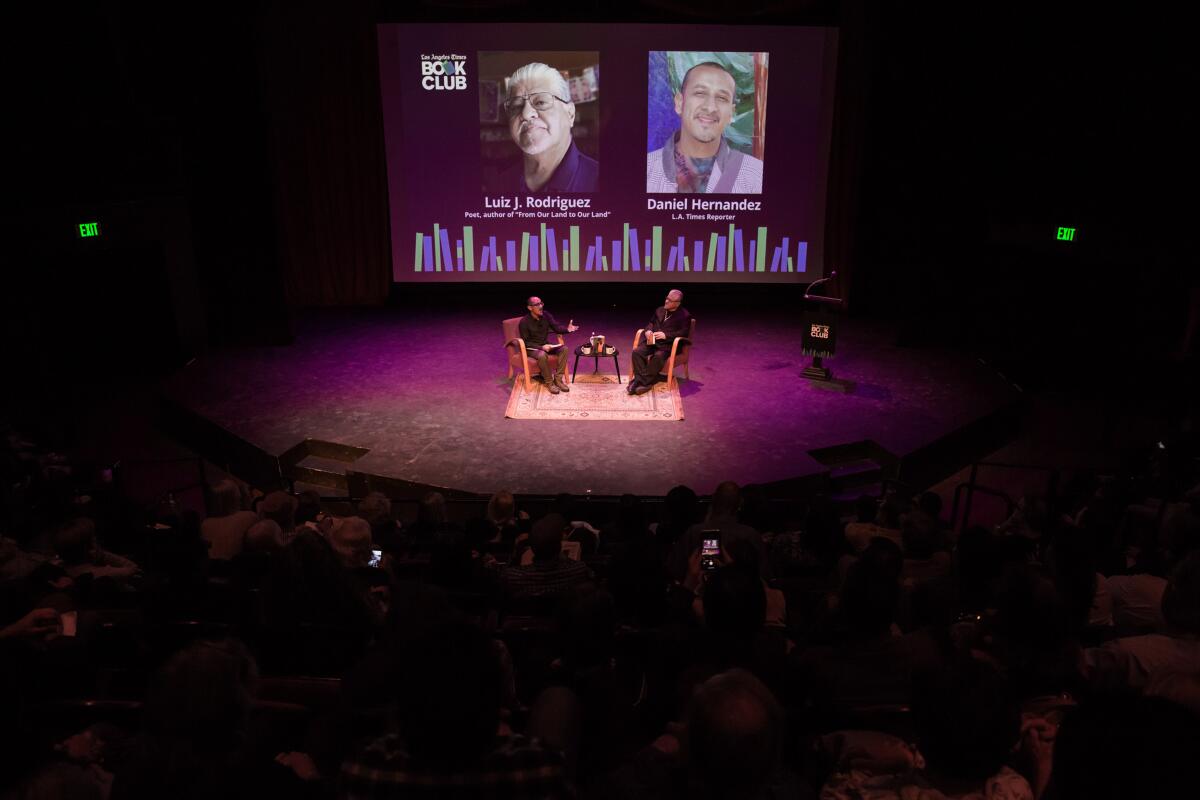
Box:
[78, 222, 100, 238]
[1056, 226, 1075, 242]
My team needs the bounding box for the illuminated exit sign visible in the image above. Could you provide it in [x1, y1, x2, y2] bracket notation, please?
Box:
[78, 222, 100, 238]
[1056, 226, 1075, 242]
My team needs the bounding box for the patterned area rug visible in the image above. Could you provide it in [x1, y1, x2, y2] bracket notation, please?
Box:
[505, 373, 684, 421]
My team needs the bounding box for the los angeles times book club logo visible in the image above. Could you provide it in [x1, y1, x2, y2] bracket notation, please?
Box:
[420, 54, 467, 90]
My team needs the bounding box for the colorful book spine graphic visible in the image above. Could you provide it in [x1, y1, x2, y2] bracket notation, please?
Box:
[412, 224, 809, 275]
[546, 228, 558, 272]
[439, 228, 452, 273]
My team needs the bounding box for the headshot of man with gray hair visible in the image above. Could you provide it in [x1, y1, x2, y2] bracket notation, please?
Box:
[491, 61, 598, 194]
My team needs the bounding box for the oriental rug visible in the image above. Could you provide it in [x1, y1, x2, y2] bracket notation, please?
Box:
[505, 373, 684, 421]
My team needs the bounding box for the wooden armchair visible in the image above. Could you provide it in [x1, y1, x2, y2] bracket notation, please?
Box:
[628, 317, 696, 389]
[504, 317, 565, 391]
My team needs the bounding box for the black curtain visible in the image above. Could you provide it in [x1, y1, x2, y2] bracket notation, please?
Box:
[260, 0, 392, 308]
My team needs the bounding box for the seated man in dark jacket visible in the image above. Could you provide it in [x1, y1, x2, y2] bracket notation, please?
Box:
[518, 296, 579, 394]
[629, 289, 691, 395]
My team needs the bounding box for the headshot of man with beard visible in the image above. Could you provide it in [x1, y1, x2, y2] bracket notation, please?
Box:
[646, 60, 764, 194]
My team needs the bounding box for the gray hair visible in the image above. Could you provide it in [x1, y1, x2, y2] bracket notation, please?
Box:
[507, 62, 571, 104]
[331, 516, 373, 568]
[208, 478, 246, 518]
[244, 519, 283, 553]
[667, 289, 684, 301]
[357, 491, 392, 526]
[686, 668, 784, 796]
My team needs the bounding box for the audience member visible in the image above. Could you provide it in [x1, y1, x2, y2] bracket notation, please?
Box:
[1105, 493, 1199, 633]
[329, 516, 373, 570]
[603, 494, 649, 548]
[339, 621, 573, 798]
[1046, 526, 1111, 630]
[598, 668, 806, 800]
[261, 530, 379, 667]
[1052, 693, 1200, 800]
[1083, 549, 1200, 691]
[52, 517, 139, 580]
[200, 479, 258, 560]
[293, 489, 323, 531]
[258, 491, 299, 538]
[486, 489, 529, 547]
[429, 520, 499, 597]
[0, 534, 51, 580]
[988, 563, 1083, 698]
[844, 494, 905, 554]
[955, 525, 1004, 614]
[654, 484, 699, 558]
[502, 514, 593, 599]
[686, 669, 799, 800]
[820, 658, 1036, 800]
[794, 538, 913, 711]
[357, 491, 405, 555]
[670, 482, 766, 581]
[242, 518, 285, 555]
[405, 491, 450, 549]
[107, 638, 267, 799]
[899, 512, 952, 589]
[916, 491, 948, 531]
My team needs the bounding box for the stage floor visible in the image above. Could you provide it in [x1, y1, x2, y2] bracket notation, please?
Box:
[161, 307, 1020, 497]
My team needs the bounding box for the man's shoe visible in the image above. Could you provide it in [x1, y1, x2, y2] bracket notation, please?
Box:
[555, 376, 570, 392]
[626, 380, 639, 395]
[634, 383, 652, 395]
[546, 380, 560, 394]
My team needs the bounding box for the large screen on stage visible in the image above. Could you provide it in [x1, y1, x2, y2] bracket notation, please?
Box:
[377, 24, 838, 282]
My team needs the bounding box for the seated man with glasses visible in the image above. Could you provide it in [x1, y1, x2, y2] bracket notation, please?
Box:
[629, 289, 691, 395]
[519, 295, 579, 394]
[491, 62, 598, 194]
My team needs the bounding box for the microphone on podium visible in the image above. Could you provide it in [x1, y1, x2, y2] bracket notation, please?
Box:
[804, 270, 842, 306]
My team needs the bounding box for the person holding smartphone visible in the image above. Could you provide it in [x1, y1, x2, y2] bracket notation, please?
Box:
[700, 533, 722, 572]
[668, 481, 767, 582]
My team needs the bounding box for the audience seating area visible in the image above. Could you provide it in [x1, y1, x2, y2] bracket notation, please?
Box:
[3, 422, 1200, 799]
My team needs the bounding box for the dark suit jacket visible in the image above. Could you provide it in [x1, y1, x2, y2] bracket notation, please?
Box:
[644, 306, 692, 350]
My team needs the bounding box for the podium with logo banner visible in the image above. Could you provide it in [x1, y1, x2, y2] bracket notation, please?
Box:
[800, 272, 845, 383]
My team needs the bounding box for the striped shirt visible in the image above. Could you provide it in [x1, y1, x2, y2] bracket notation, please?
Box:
[501, 556, 593, 598]
[340, 733, 573, 799]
